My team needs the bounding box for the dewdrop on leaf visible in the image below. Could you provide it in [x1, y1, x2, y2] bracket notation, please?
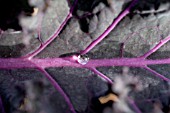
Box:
[77, 54, 89, 65]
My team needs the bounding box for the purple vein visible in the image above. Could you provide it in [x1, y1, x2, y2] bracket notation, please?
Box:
[90, 68, 113, 84]
[23, 0, 78, 59]
[38, 68, 76, 113]
[0, 96, 6, 113]
[37, 13, 44, 44]
[69, 0, 78, 14]
[2, 57, 170, 69]
[144, 66, 170, 82]
[127, 97, 142, 113]
[140, 35, 170, 59]
[81, 0, 138, 55]
[90, 68, 142, 113]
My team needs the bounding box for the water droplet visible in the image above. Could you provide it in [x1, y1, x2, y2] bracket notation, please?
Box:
[77, 54, 89, 65]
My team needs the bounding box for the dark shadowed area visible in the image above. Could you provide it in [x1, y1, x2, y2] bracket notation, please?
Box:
[0, 0, 170, 113]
